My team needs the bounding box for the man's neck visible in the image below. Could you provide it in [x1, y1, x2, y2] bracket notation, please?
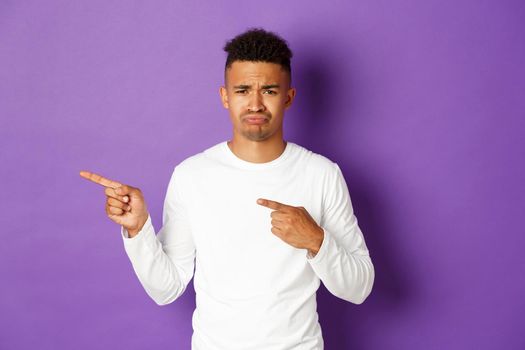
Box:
[227, 137, 287, 164]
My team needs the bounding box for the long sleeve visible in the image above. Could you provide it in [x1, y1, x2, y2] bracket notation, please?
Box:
[121, 165, 196, 305]
[306, 162, 375, 304]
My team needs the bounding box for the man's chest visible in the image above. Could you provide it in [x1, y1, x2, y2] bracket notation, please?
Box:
[185, 169, 323, 243]
[182, 169, 324, 295]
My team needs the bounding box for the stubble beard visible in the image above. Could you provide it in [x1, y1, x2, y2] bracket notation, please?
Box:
[241, 125, 272, 141]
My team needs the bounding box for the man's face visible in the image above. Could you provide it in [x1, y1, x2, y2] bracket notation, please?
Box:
[220, 61, 296, 142]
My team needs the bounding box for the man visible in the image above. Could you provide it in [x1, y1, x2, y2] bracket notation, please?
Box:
[80, 28, 374, 350]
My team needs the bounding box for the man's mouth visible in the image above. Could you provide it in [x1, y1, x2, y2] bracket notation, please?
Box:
[244, 115, 269, 125]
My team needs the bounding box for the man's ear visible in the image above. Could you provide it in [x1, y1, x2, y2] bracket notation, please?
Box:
[219, 86, 229, 109]
[284, 87, 296, 109]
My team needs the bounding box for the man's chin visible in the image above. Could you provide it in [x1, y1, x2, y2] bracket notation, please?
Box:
[242, 131, 271, 142]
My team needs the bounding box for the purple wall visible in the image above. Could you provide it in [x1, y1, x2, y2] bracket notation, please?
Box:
[1, 1, 524, 349]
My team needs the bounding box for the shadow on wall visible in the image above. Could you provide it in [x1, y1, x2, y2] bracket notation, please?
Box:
[292, 42, 417, 348]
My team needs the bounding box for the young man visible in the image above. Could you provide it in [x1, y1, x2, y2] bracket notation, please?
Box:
[80, 28, 374, 350]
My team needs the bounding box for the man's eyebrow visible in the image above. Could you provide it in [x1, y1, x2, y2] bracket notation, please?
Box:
[232, 84, 281, 89]
[262, 84, 280, 89]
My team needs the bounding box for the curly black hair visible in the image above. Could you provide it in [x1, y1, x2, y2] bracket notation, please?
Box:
[223, 28, 293, 81]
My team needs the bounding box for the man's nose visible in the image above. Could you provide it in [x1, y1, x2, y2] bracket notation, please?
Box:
[247, 91, 265, 112]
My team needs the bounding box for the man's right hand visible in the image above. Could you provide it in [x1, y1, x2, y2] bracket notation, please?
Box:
[79, 170, 149, 238]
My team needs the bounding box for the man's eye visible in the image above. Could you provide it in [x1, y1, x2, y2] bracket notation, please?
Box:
[263, 90, 277, 95]
[235, 90, 247, 94]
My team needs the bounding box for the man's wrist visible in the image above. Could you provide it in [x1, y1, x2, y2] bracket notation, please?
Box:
[126, 215, 149, 238]
[308, 227, 325, 257]
[128, 228, 140, 238]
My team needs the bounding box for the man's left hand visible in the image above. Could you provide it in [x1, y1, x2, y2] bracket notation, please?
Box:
[256, 198, 324, 257]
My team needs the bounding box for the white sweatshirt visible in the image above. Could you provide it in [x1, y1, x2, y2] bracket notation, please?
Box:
[121, 140, 374, 350]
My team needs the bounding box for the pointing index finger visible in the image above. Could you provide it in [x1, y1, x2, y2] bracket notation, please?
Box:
[79, 170, 122, 189]
[256, 198, 289, 210]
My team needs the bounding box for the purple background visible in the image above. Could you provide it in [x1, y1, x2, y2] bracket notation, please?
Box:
[1, 1, 524, 349]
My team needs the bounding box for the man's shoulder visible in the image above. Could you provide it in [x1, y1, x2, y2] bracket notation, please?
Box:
[172, 140, 225, 174]
[291, 142, 338, 172]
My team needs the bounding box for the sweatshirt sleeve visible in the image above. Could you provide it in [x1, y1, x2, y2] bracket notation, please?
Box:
[306, 162, 375, 304]
[121, 165, 196, 306]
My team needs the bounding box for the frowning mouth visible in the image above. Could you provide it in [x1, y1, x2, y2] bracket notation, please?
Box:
[243, 115, 269, 125]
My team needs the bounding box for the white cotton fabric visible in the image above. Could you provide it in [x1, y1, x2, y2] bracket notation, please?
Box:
[121, 140, 374, 350]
